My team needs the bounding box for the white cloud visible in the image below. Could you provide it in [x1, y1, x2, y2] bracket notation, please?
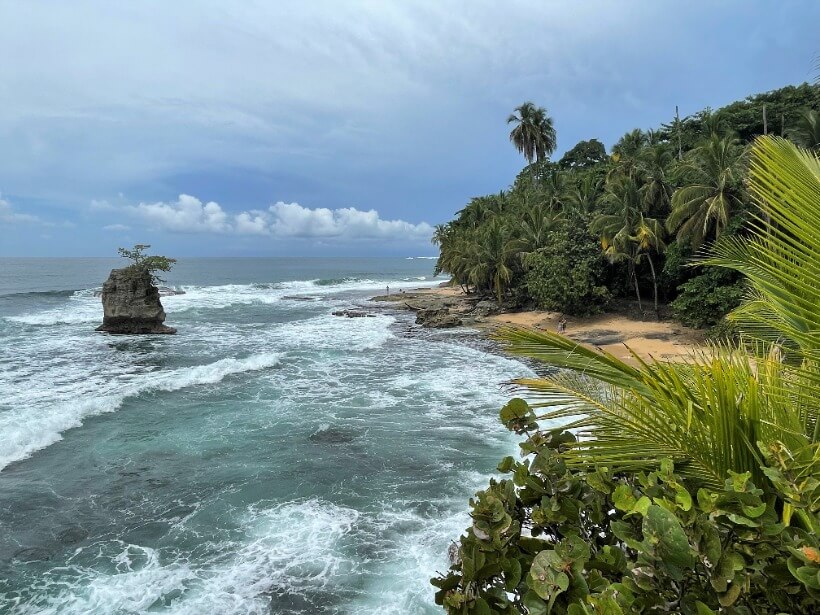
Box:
[268, 202, 433, 240]
[123, 194, 432, 243]
[0, 194, 40, 224]
[130, 194, 230, 233]
[103, 223, 129, 231]
[234, 211, 270, 236]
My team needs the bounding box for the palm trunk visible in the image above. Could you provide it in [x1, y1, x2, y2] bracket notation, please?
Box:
[630, 261, 643, 312]
[646, 254, 660, 320]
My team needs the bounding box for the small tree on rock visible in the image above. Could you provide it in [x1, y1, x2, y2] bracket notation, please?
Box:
[118, 244, 176, 285]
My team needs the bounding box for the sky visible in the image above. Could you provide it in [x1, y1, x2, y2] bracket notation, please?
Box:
[0, 1, 818, 257]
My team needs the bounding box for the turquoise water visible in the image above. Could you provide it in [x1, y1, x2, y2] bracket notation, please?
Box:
[0, 258, 532, 614]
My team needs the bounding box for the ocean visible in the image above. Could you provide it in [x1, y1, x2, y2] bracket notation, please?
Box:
[0, 257, 532, 614]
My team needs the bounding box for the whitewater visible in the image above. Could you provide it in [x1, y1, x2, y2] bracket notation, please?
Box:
[0, 257, 533, 614]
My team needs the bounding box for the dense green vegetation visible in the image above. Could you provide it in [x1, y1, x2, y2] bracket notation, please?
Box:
[434, 83, 820, 329]
[432, 136, 820, 614]
[118, 243, 176, 284]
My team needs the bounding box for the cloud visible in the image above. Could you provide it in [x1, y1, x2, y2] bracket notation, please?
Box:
[130, 194, 230, 233]
[0, 195, 40, 224]
[103, 223, 130, 231]
[124, 194, 432, 243]
[268, 202, 433, 240]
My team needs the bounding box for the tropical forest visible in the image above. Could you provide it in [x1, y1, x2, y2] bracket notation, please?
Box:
[433, 83, 820, 334]
[431, 83, 820, 613]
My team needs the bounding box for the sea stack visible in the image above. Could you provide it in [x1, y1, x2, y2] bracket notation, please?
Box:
[95, 267, 176, 334]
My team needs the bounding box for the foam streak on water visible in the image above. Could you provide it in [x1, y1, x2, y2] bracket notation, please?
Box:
[0, 258, 531, 614]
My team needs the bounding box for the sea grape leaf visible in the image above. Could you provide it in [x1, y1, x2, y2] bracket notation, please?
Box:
[499, 398, 537, 433]
[613, 484, 637, 511]
[674, 485, 693, 511]
[529, 550, 570, 599]
[497, 456, 515, 473]
[642, 504, 696, 575]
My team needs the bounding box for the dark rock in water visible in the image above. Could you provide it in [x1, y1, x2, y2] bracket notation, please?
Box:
[95, 267, 177, 334]
[157, 286, 185, 296]
[282, 295, 318, 301]
[57, 527, 89, 545]
[331, 309, 369, 318]
[309, 426, 357, 444]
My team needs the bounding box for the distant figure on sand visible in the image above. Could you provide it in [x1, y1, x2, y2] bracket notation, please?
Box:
[386, 285, 390, 296]
[558, 317, 567, 334]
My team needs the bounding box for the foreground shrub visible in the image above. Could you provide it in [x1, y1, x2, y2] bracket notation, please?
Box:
[432, 419, 819, 614]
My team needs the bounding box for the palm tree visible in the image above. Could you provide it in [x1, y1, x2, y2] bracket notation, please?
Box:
[495, 137, 820, 527]
[478, 220, 524, 302]
[592, 175, 645, 309]
[518, 203, 562, 256]
[507, 102, 557, 164]
[790, 109, 820, 151]
[563, 173, 603, 214]
[667, 134, 746, 248]
[633, 214, 666, 319]
[542, 169, 566, 211]
[638, 143, 675, 216]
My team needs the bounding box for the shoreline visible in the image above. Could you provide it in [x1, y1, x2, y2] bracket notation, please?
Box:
[369, 285, 704, 365]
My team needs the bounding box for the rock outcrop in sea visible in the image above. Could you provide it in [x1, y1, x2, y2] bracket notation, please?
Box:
[95, 267, 176, 334]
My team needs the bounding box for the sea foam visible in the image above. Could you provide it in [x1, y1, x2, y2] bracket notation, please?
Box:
[0, 352, 282, 472]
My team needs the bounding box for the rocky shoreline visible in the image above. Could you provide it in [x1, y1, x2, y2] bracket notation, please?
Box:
[366, 286, 705, 365]
[369, 289, 500, 329]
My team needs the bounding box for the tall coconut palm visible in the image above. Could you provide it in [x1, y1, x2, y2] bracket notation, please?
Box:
[667, 134, 746, 248]
[638, 142, 675, 216]
[496, 137, 819, 520]
[507, 102, 557, 164]
[606, 129, 649, 187]
[592, 174, 646, 309]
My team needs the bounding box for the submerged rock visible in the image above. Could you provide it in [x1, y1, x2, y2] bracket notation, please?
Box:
[332, 309, 371, 318]
[95, 267, 177, 334]
[57, 527, 89, 545]
[309, 426, 357, 444]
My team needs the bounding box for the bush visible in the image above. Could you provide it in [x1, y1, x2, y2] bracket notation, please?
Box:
[431, 400, 820, 614]
[118, 244, 176, 285]
[671, 268, 745, 328]
[524, 216, 610, 316]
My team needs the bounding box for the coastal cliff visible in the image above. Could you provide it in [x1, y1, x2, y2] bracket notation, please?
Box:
[95, 267, 176, 334]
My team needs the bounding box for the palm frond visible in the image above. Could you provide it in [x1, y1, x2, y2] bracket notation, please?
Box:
[497, 327, 814, 489]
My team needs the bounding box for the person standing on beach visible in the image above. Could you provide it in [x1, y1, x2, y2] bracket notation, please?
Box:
[386, 285, 390, 296]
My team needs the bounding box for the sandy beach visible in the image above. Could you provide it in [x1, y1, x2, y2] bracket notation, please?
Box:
[374, 285, 704, 364]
